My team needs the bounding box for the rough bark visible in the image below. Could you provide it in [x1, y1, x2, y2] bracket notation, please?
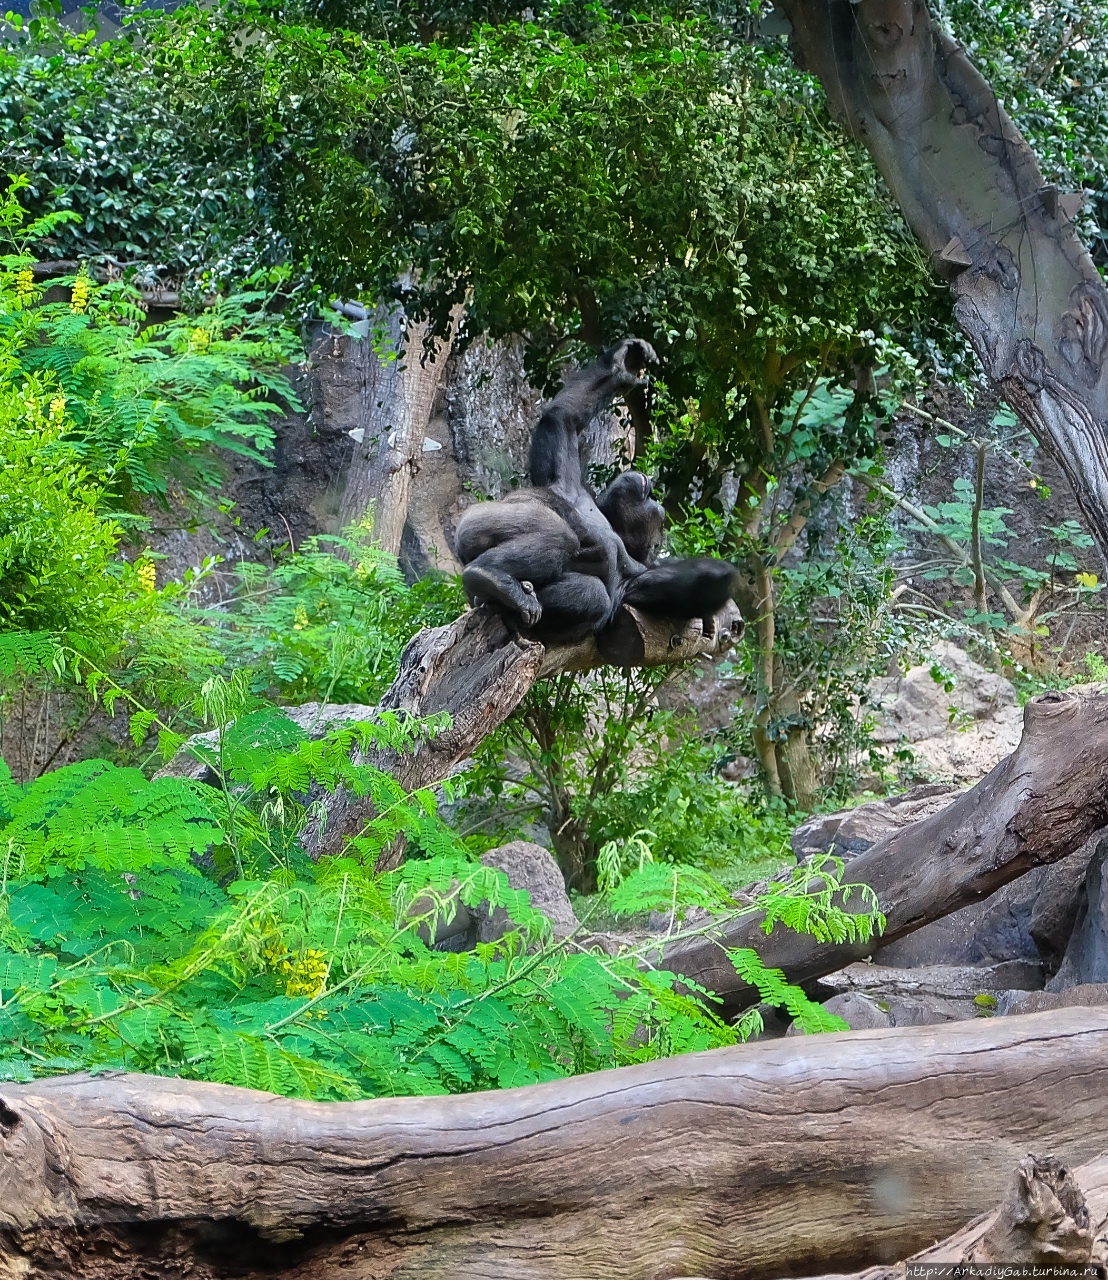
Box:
[774, 0, 1108, 557]
[663, 685, 1108, 1013]
[806, 1150, 1108, 1277]
[324, 309, 455, 555]
[3, 1009, 1108, 1280]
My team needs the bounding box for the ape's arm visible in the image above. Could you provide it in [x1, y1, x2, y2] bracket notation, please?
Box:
[528, 338, 657, 495]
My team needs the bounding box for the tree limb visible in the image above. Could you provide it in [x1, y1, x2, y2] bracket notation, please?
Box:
[663, 685, 1108, 1013]
[3, 1009, 1108, 1279]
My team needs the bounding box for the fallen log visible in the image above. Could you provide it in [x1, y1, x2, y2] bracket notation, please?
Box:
[806, 1149, 1108, 1278]
[663, 685, 1108, 1013]
[2, 1008, 1108, 1280]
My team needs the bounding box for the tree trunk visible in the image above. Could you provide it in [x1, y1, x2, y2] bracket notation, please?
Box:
[324, 308, 455, 554]
[160, 602, 743, 864]
[663, 685, 1108, 1013]
[3, 1009, 1108, 1280]
[775, 0, 1108, 558]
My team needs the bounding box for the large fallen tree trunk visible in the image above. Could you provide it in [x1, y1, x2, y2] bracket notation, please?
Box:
[2, 1008, 1107, 1280]
[663, 685, 1108, 1012]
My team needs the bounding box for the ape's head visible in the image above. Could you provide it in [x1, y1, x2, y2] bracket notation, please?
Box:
[597, 470, 665, 565]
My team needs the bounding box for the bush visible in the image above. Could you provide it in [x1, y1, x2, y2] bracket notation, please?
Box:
[0, 686, 879, 1096]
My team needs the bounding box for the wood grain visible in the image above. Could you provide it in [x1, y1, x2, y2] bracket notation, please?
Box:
[3, 1008, 1108, 1279]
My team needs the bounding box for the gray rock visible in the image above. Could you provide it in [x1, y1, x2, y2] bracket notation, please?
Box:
[869, 641, 1016, 745]
[791, 783, 960, 863]
[875, 847, 1096, 974]
[819, 960, 1042, 1000]
[792, 789, 1102, 974]
[812, 991, 892, 1031]
[868, 642, 1023, 785]
[1047, 836, 1108, 990]
[476, 841, 579, 943]
[1000, 983, 1108, 1016]
[799, 959, 1044, 1033]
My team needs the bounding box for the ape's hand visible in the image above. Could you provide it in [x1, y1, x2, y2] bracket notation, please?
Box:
[608, 337, 658, 386]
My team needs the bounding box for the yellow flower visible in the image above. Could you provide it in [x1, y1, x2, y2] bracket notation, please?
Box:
[48, 395, 66, 422]
[136, 561, 157, 593]
[15, 267, 34, 300]
[1075, 571, 1099, 590]
[282, 948, 329, 998]
[70, 267, 92, 314]
[292, 603, 310, 631]
[189, 327, 211, 351]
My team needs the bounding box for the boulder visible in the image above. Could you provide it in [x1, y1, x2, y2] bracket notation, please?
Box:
[868, 641, 1023, 784]
[1048, 837, 1108, 991]
[476, 841, 580, 943]
[1001, 983, 1108, 1016]
[791, 783, 960, 863]
[869, 640, 1016, 744]
[792, 960, 1044, 1033]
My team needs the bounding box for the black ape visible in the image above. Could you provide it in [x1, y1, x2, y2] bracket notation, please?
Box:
[453, 336, 740, 643]
[455, 339, 656, 640]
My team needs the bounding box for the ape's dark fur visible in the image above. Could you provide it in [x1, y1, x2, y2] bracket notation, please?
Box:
[597, 472, 664, 566]
[453, 337, 739, 644]
[620, 557, 740, 625]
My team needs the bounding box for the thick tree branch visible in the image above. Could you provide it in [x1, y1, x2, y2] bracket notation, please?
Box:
[663, 685, 1108, 1013]
[3, 1010, 1108, 1279]
[775, 0, 1108, 558]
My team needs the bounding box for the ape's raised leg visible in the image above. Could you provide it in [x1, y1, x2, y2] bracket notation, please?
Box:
[621, 557, 740, 625]
[455, 500, 580, 629]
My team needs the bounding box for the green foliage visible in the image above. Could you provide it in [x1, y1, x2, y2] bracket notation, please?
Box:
[0, 688, 874, 1094]
[0, 23, 261, 288]
[0, 178, 297, 674]
[210, 525, 466, 704]
[0, 178, 299, 506]
[462, 663, 791, 892]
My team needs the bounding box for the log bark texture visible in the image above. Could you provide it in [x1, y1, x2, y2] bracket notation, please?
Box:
[3, 1008, 1108, 1280]
[663, 685, 1108, 1012]
[774, 0, 1108, 557]
[806, 1150, 1108, 1277]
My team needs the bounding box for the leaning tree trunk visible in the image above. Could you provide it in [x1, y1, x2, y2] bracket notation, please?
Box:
[774, 0, 1108, 557]
[3, 1009, 1108, 1280]
[663, 684, 1108, 1013]
[155, 602, 743, 862]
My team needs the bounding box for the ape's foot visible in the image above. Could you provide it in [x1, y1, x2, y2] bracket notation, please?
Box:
[610, 337, 659, 385]
[462, 565, 543, 627]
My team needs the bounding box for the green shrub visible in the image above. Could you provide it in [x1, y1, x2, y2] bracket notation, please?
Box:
[209, 526, 466, 704]
[0, 687, 880, 1096]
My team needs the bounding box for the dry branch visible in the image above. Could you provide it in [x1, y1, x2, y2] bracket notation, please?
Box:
[3, 1008, 1108, 1280]
[663, 685, 1108, 1013]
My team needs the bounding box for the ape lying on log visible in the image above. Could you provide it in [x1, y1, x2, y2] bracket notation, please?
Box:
[454, 337, 739, 642]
